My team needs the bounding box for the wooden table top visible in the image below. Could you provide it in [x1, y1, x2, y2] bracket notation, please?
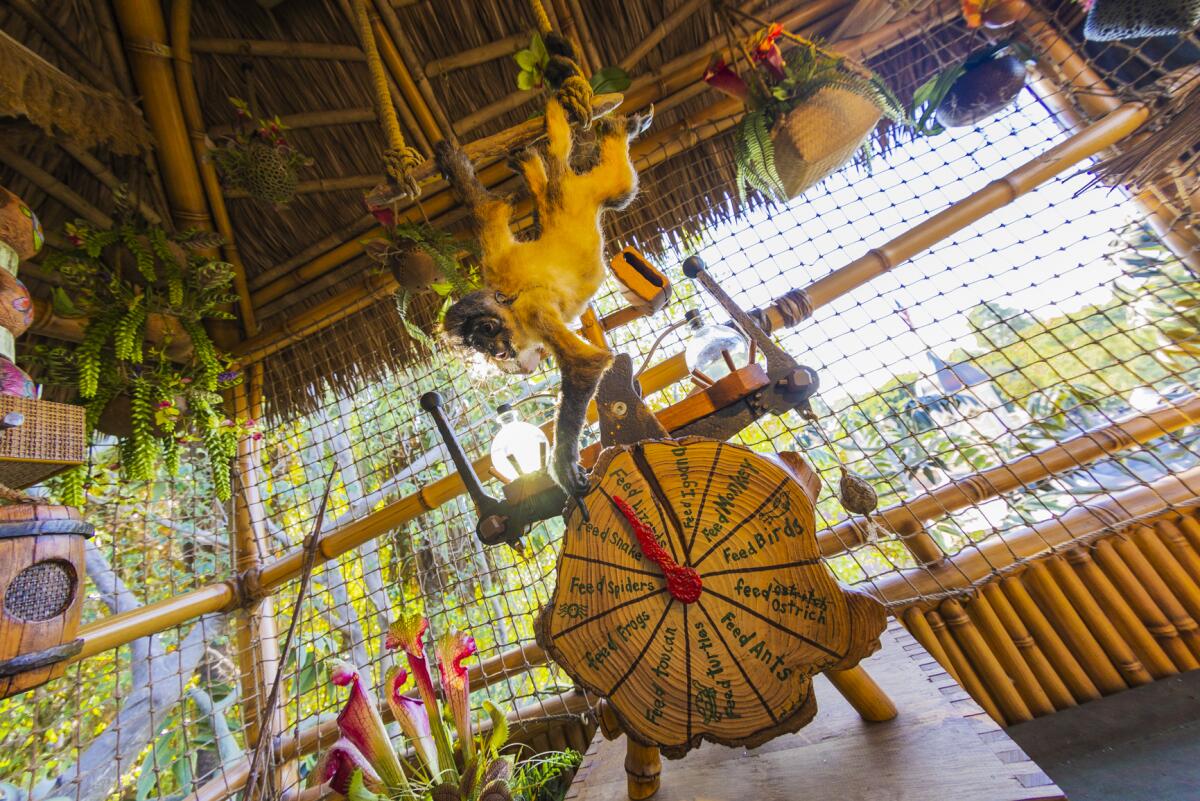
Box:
[565, 620, 1066, 801]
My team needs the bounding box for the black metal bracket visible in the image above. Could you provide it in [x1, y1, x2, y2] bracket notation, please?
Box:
[419, 392, 567, 547]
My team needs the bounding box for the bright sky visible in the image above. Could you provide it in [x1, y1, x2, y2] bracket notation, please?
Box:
[682, 85, 1142, 405]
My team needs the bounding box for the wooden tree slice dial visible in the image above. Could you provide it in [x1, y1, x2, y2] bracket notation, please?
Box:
[536, 437, 886, 758]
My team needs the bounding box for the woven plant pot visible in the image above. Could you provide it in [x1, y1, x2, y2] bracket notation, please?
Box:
[1085, 0, 1200, 40]
[771, 86, 883, 199]
[0, 504, 93, 699]
[228, 141, 299, 206]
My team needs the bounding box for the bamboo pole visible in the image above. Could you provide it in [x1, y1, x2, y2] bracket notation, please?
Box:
[1021, 10, 1200, 273]
[900, 605, 962, 685]
[941, 598, 1032, 724]
[980, 582, 1076, 710]
[753, 102, 1150, 332]
[171, 0, 258, 335]
[224, 175, 387, 199]
[618, 0, 706, 72]
[425, 32, 529, 78]
[6, 0, 122, 93]
[867, 464, 1200, 603]
[1063, 547, 1175, 680]
[1112, 535, 1200, 662]
[1092, 537, 1199, 672]
[962, 591, 1055, 716]
[1000, 574, 1101, 704]
[1178, 513, 1200, 553]
[453, 89, 540, 138]
[57, 140, 162, 224]
[1131, 524, 1200, 624]
[208, 108, 377, 138]
[371, 0, 457, 143]
[1021, 560, 1127, 694]
[0, 142, 112, 227]
[190, 38, 367, 60]
[1155, 520, 1200, 586]
[926, 608, 1005, 723]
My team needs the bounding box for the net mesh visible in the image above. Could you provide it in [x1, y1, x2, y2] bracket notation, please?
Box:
[3, 3, 1200, 801]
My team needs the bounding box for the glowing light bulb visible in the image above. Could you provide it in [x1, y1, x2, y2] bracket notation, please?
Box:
[683, 309, 748, 382]
[489, 404, 549, 482]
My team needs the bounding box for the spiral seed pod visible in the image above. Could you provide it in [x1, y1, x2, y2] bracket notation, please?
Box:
[483, 758, 513, 784]
[431, 781, 463, 801]
[838, 466, 878, 516]
[479, 779, 514, 801]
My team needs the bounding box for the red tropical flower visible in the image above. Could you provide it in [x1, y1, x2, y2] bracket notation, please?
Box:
[702, 56, 750, 101]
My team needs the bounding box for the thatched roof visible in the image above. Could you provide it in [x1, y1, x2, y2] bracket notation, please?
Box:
[1, 0, 969, 420]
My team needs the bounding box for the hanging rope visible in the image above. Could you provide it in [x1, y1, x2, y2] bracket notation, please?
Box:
[527, 0, 594, 125]
[352, 0, 422, 199]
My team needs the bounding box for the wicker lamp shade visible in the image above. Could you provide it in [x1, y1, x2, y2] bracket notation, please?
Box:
[537, 438, 886, 758]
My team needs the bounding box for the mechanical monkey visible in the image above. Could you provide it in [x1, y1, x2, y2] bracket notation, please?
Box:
[437, 35, 652, 497]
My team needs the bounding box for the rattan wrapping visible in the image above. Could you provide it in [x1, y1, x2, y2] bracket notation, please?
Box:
[0, 397, 85, 489]
[772, 87, 883, 199]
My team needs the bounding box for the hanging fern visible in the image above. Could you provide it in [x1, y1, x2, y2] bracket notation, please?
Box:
[113, 294, 147, 364]
[76, 311, 120, 399]
[127, 377, 158, 481]
[734, 109, 787, 202]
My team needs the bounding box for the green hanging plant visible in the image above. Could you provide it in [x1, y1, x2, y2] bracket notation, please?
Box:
[31, 207, 252, 502]
[705, 28, 906, 202]
[209, 97, 314, 207]
[513, 33, 630, 95]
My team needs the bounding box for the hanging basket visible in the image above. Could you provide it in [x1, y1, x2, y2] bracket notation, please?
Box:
[0, 396, 86, 489]
[0, 504, 93, 699]
[1085, 0, 1200, 40]
[771, 86, 884, 199]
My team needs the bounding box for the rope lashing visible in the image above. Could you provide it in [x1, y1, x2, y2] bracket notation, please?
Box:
[352, 0, 422, 198]
[527, 0, 594, 125]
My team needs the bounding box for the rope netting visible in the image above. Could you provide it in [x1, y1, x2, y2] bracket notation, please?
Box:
[4, 5, 1200, 801]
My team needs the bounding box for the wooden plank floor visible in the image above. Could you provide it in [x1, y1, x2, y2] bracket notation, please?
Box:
[566, 620, 1065, 801]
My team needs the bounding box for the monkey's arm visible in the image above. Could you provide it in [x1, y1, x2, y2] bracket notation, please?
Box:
[544, 98, 574, 173]
[435, 141, 514, 254]
[515, 293, 612, 495]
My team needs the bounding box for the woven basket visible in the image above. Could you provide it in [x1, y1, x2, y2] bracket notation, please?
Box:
[771, 86, 883, 199]
[0, 397, 86, 489]
[1085, 0, 1200, 40]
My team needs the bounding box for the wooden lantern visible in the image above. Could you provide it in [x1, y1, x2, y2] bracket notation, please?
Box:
[0, 504, 93, 698]
[609, 247, 672, 314]
[537, 438, 886, 762]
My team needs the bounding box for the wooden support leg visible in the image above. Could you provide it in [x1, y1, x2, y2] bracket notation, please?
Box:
[624, 739, 661, 801]
[825, 665, 898, 722]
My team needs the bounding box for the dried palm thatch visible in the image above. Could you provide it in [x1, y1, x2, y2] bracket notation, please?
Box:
[0, 29, 151, 154]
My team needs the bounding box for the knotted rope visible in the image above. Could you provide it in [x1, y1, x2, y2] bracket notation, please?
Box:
[352, 0, 422, 198]
[527, 0, 594, 125]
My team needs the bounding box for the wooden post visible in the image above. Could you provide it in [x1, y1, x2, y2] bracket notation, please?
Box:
[1092, 537, 1199, 672]
[1022, 560, 1127, 694]
[624, 740, 661, 801]
[925, 609, 1005, 723]
[1113, 535, 1200, 662]
[980, 583, 1076, 711]
[825, 665, 898, 722]
[1063, 547, 1175, 680]
[231, 374, 297, 791]
[999, 575, 1100, 704]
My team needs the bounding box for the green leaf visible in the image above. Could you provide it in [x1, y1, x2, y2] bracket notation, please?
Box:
[483, 699, 508, 756]
[517, 70, 537, 91]
[589, 66, 631, 94]
[50, 287, 82, 317]
[530, 32, 547, 63]
[514, 49, 540, 71]
[347, 769, 384, 801]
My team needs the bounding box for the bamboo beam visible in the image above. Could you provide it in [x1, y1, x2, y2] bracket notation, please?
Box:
[618, 0, 706, 73]
[453, 89, 539, 138]
[371, 0, 457, 143]
[250, 215, 379, 291]
[868, 464, 1200, 605]
[208, 108, 377, 138]
[900, 604, 961, 685]
[999, 574, 1101, 704]
[926, 608, 1005, 722]
[224, 174, 387, 199]
[980, 582, 1076, 710]
[244, 0, 862, 316]
[6, 0, 122, 93]
[817, 394, 1200, 556]
[1155, 520, 1200, 585]
[0, 142, 112, 227]
[29, 296, 193, 360]
[425, 32, 529, 78]
[941, 598, 1032, 724]
[962, 591, 1055, 716]
[753, 102, 1150, 333]
[190, 38, 367, 60]
[1089, 538, 1198, 672]
[1112, 534, 1200, 662]
[1131, 524, 1200, 624]
[57, 140, 162, 224]
[171, 0, 258, 335]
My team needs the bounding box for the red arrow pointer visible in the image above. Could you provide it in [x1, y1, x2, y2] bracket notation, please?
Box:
[612, 495, 702, 604]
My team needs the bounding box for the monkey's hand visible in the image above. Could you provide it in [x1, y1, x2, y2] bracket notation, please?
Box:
[542, 32, 592, 126]
[552, 446, 592, 499]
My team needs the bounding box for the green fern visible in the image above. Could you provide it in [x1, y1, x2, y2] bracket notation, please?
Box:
[77, 312, 120, 398]
[127, 378, 158, 481]
[163, 435, 181, 477]
[734, 109, 787, 202]
[113, 295, 147, 364]
[55, 465, 86, 508]
[120, 227, 157, 283]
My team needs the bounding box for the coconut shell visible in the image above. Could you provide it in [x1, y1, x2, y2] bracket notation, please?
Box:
[935, 54, 1027, 129]
[392, 244, 444, 293]
[0, 270, 33, 337]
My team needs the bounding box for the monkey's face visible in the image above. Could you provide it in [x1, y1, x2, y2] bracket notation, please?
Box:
[443, 291, 540, 374]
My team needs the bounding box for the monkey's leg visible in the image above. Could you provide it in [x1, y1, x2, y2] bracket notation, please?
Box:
[581, 112, 653, 208]
[520, 300, 612, 496]
[544, 98, 574, 171]
[436, 140, 514, 253]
